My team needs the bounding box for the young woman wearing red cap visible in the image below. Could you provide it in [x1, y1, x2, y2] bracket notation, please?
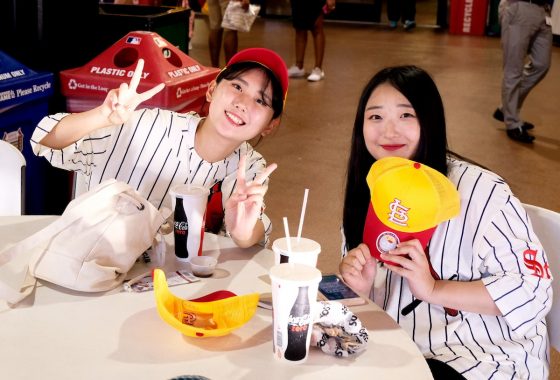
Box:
[339, 66, 551, 379]
[31, 48, 289, 248]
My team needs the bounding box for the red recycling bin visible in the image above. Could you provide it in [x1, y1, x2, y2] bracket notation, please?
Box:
[60, 31, 220, 115]
[449, 0, 489, 36]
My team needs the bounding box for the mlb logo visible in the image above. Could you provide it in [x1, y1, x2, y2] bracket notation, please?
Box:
[126, 36, 141, 45]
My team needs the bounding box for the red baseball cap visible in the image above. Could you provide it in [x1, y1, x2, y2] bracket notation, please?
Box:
[363, 157, 460, 265]
[218, 47, 289, 101]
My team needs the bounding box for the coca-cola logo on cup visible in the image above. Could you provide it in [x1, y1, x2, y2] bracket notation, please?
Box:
[175, 221, 188, 234]
[288, 315, 311, 330]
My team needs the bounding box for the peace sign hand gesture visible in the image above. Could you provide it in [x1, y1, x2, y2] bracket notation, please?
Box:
[225, 154, 277, 247]
[100, 59, 165, 125]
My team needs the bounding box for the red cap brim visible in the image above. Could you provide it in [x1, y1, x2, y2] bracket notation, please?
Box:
[223, 47, 288, 101]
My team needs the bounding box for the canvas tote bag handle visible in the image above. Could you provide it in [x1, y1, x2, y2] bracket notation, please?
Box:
[0, 180, 132, 305]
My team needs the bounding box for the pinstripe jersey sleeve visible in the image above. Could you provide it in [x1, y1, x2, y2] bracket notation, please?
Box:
[476, 194, 552, 337]
[31, 112, 115, 177]
[447, 160, 553, 337]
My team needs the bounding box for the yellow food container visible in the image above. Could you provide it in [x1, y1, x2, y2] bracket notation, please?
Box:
[153, 269, 259, 337]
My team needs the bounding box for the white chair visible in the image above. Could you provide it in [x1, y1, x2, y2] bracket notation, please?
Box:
[0, 140, 26, 215]
[523, 203, 560, 352]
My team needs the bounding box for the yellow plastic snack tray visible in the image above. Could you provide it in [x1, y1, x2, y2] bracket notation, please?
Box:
[153, 268, 259, 338]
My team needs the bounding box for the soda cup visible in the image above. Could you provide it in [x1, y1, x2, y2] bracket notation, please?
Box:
[269, 263, 321, 364]
[170, 184, 209, 262]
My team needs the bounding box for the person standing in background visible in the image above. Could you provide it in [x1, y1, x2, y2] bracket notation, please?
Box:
[181, 0, 198, 51]
[287, 0, 335, 82]
[493, 0, 552, 143]
[207, 0, 250, 67]
[387, 0, 416, 30]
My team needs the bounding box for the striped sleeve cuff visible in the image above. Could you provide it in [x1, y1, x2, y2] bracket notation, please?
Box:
[483, 273, 552, 336]
[31, 113, 77, 164]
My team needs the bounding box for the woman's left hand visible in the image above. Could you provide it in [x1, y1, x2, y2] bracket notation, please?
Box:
[225, 154, 277, 244]
[381, 239, 436, 302]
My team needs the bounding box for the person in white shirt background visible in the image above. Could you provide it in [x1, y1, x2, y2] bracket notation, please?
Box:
[492, 0, 552, 143]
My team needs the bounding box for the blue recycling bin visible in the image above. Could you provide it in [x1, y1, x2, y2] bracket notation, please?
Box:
[0, 51, 70, 215]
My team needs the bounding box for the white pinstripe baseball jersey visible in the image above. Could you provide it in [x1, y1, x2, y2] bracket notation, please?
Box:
[31, 109, 272, 244]
[343, 158, 552, 379]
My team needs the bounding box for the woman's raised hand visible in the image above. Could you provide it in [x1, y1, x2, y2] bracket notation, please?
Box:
[101, 59, 165, 125]
[224, 154, 277, 244]
[339, 243, 377, 297]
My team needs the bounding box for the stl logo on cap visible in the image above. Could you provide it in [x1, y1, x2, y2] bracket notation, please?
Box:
[387, 198, 410, 226]
[363, 157, 460, 264]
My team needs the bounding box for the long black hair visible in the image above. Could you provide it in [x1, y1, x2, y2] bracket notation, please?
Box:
[342, 66, 449, 251]
[216, 61, 285, 119]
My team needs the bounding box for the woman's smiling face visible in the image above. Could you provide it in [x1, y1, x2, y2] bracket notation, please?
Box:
[208, 68, 276, 143]
[363, 83, 421, 161]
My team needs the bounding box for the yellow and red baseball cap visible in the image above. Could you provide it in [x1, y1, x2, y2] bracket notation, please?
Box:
[363, 157, 460, 264]
[217, 47, 289, 102]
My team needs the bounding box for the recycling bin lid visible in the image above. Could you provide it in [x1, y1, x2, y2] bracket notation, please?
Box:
[59, 31, 220, 112]
[0, 51, 54, 111]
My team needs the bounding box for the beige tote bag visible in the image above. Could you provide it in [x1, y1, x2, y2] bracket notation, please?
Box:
[0, 179, 166, 305]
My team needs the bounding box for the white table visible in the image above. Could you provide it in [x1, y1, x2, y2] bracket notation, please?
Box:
[0, 215, 433, 380]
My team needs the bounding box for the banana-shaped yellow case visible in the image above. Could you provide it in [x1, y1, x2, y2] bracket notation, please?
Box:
[153, 268, 259, 338]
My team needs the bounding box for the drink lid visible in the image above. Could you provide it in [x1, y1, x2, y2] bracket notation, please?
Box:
[170, 184, 210, 198]
[272, 237, 321, 255]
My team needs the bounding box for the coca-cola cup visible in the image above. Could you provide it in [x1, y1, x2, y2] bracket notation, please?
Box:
[272, 237, 321, 267]
[169, 184, 210, 262]
[269, 263, 322, 364]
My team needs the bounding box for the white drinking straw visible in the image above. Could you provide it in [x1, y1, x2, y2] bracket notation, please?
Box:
[296, 189, 309, 243]
[283, 216, 292, 253]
